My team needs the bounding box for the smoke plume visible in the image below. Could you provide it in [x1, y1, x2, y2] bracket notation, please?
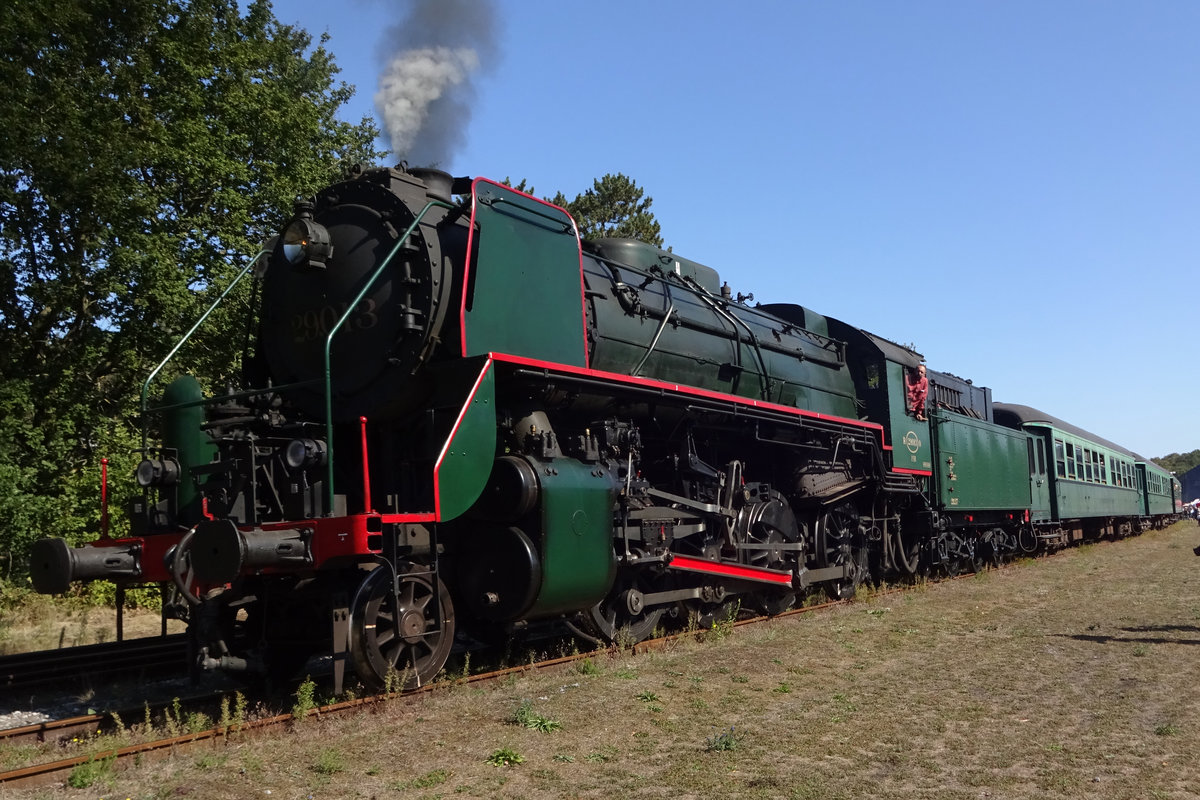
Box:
[375, 0, 497, 167]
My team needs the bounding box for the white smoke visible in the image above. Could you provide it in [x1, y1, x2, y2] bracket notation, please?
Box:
[373, 0, 496, 167]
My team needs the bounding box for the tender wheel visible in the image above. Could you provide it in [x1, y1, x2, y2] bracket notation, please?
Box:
[349, 566, 455, 691]
[586, 568, 665, 645]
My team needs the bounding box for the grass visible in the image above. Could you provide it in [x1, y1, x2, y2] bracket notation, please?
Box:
[0, 589, 184, 654]
[5, 522, 1200, 799]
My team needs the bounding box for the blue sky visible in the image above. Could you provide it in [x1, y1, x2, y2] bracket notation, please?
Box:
[272, 0, 1198, 460]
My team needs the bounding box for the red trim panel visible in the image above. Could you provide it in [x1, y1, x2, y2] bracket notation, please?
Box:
[668, 555, 794, 586]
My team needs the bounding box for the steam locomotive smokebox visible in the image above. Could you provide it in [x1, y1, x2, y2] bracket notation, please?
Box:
[257, 166, 467, 421]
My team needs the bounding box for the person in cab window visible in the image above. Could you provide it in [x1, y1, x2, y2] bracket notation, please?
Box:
[905, 363, 929, 421]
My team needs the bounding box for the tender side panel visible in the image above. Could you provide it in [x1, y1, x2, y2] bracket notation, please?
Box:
[933, 410, 1030, 511]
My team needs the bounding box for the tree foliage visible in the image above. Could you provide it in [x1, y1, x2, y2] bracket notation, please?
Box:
[1152, 451, 1200, 477]
[0, 0, 382, 579]
[548, 173, 664, 247]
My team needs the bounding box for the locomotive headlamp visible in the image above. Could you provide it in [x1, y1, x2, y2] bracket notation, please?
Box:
[282, 201, 332, 269]
[285, 438, 328, 470]
[136, 458, 181, 488]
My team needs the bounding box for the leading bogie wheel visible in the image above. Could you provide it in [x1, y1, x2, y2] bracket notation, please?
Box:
[349, 566, 455, 692]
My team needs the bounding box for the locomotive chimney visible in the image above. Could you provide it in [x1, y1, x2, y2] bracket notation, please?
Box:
[409, 167, 454, 203]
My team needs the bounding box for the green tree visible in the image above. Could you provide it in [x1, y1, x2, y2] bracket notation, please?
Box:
[1153, 450, 1200, 476]
[0, 0, 382, 581]
[550, 173, 663, 247]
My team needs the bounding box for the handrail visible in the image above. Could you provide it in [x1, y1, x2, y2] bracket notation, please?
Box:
[322, 200, 452, 512]
[140, 250, 268, 450]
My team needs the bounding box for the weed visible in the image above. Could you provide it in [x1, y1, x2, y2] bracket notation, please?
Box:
[486, 747, 525, 767]
[311, 748, 346, 775]
[510, 699, 562, 732]
[160, 697, 182, 737]
[184, 709, 212, 733]
[403, 768, 452, 788]
[704, 726, 741, 752]
[67, 755, 114, 789]
[773, 682, 792, 694]
[706, 601, 741, 640]
[219, 691, 248, 731]
[196, 753, 227, 769]
[1155, 723, 1179, 736]
[553, 754, 576, 763]
[585, 746, 618, 763]
[731, 674, 749, 684]
[383, 665, 411, 694]
[575, 657, 600, 676]
[293, 676, 317, 720]
[1133, 644, 1150, 657]
[830, 693, 857, 722]
[615, 665, 637, 679]
[636, 689, 661, 703]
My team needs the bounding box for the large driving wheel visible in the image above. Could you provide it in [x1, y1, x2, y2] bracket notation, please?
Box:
[818, 506, 869, 600]
[349, 566, 455, 691]
[741, 492, 800, 615]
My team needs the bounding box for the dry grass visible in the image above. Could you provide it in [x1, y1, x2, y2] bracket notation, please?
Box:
[0, 593, 183, 655]
[6, 521, 1200, 799]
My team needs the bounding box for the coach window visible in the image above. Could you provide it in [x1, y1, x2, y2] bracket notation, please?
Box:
[1067, 443, 1078, 480]
[1083, 449, 1094, 482]
[1036, 439, 1046, 475]
[1054, 439, 1066, 478]
[1099, 453, 1107, 484]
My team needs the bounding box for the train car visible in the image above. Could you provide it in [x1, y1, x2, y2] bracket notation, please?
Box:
[30, 167, 933, 691]
[1139, 460, 1177, 523]
[992, 403, 1166, 544]
[923, 372, 1033, 568]
[26, 164, 1180, 693]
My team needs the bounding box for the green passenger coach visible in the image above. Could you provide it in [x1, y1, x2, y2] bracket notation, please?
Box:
[993, 403, 1161, 543]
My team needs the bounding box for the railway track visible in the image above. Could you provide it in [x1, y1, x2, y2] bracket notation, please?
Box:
[0, 533, 1147, 790]
[0, 634, 189, 693]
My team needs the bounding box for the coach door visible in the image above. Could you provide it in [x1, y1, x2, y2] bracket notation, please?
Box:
[1027, 434, 1052, 521]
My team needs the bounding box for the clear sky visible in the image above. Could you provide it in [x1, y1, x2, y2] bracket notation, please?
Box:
[271, 0, 1199, 460]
